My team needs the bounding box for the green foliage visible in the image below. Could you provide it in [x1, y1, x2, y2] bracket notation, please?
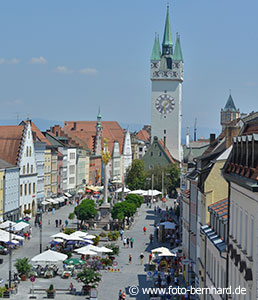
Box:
[125, 159, 147, 190]
[100, 258, 113, 267]
[74, 199, 97, 222]
[93, 235, 100, 246]
[0, 286, 7, 297]
[99, 232, 107, 237]
[64, 228, 75, 235]
[105, 243, 119, 256]
[77, 267, 101, 287]
[146, 164, 180, 195]
[67, 252, 72, 259]
[23, 209, 31, 215]
[68, 212, 75, 220]
[15, 257, 31, 276]
[111, 201, 137, 220]
[48, 284, 54, 291]
[107, 231, 120, 241]
[125, 194, 144, 208]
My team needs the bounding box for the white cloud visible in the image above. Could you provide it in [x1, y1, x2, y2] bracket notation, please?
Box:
[9, 58, 19, 64]
[0, 58, 6, 64]
[244, 81, 257, 87]
[30, 56, 47, 64]
[5, 99, 23, 105]
[79, 68, 98, 75]
[54, 66, 73, 73]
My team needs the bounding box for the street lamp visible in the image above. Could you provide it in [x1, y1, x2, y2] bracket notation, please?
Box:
[39, 212, 42, 253]
[8, 222, 12, 288]
[162, 171, 170, 198]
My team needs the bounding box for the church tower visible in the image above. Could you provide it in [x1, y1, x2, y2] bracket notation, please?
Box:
[151, 5, 183, 162]
[220, 92, 240, 130]
[95, 107, 103, 156]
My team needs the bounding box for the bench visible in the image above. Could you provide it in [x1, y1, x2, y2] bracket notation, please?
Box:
[29, 288, 69, 294]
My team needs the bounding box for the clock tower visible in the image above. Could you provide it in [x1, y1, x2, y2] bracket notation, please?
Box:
[151, 5, 183, 162]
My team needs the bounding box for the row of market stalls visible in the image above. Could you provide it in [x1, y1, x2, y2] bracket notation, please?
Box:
[41, 193, 73, 208]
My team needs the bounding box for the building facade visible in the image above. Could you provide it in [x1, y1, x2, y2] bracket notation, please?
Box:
[67, 148, 77, 191]
[34, 141, 46, 207]
[151, 6, 183, 161]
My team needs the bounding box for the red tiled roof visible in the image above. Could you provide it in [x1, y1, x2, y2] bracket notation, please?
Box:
[30, 121, 52, 146]
[64, 121, 125, 153]
[0, 125, 24, 165]
[136, 129, 150, 142]
[208, 198, 228, 217]
[182, 189, 190, 198]
[158, 139, 177, 164]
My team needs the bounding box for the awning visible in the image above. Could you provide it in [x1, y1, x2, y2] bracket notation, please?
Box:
[41, 200, 50, 205]
[11, 221, 30, 232]
[46, 198, 59, 205]
[0, 221, 16, 229]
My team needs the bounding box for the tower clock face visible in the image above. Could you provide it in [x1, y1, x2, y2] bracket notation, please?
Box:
[155, 94, 175, 114]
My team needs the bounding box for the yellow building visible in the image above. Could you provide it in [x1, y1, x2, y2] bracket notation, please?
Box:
[0, 170, 4, 222]
[51, 151, 58, 196]
[44, 149, 52, 197]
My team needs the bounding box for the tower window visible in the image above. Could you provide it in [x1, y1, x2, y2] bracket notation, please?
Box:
[166, 57, 172, 69]
[164, 129, 166, 134]
[150, 152, 153, 157]
[159, 152, 162, 157]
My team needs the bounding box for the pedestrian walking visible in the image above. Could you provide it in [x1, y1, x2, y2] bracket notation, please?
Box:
[166, 274, 171, 285]
[123, 237, 127, 247]
[149, 233, 153, 244]
[121, 291, 126, 299]
[55, 219, 58, 227]
[139, 253, 144, 265]
[126, 237, 130, 248]
[149, 253, 152, 264]
[174, 276, 178, 285]
[118, 289, 122, 300]
[143, 226, 147, 235]
[120, 229, 124, 240]
[59, 219, 62, 226]
[130, 237, 134, 248]
[128, 253, 132, 264]
[65, 220, 68, 227]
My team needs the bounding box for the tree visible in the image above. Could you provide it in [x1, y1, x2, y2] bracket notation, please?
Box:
[74, 199, 97, 225]
[15, 257, 31, 276]
[68, 212, 75, 220]
[125, 159, 147, 190]
[77, 267, 101, 288]
[125, 194, 144, 208]
[111, 201, 137, 220]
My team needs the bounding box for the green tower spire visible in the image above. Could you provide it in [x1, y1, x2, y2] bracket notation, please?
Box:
[151, 33, 161, 61]
[173, 33, 184, 62]
[162, 5, 173, 56]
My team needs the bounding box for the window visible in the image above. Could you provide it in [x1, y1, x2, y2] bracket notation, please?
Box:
[27, 163, 29, 174]
[29, 183, 31, 195]
[244, 212, 248, 251]
[149, 165, 153, 169]
[164, 129, 166, 134]
[23, 166, 25, 175]
[28, 131, 30, 139]
[0, 179, 3, 190]
[239, 208, 243, 246]
[139, 147, 143, 152]
[24, 184, 27, 196]
[69, 152, 75, 160]
[159, 152, 162, 157]
[231, 202, 234, 236]
[33, 183, 36, 194]
[31, 165, 33, 173]
[26, 146, 28, 157]
[29, 147, 32, 156]
[69, 165, 75, 174]
[69, 177, 75, 184]
[150, 152, 153, 157]
[235, 204, 238, 239]
[20, 184, 22, 196]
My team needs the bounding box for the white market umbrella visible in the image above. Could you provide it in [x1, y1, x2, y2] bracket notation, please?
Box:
[31, 250, 67, 262]
[50, 232, 70, 239]
[65, 236, 85, 241]
[160, 221, 176, 230]
[83, 234, 96, 240]
[151, 247, 170, 254]
[11, 221, 30, 232]
[115, 187, 131, 193]
[70, 231, 88, 238]
[53, 238, 64, 243]
[75, 249, 97, 256]
[75, 245, 105, 254]
[158, 249, 176, 257]
[128, 190, 145, 195]
[98, 246, 113, 253]
[0, 221, 16, 229]
[142, 190, 162, 196]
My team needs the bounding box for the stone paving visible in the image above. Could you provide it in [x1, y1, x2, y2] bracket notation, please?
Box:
[0, 198, 177, 300]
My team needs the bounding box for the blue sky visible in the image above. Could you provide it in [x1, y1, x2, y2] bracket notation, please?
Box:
[0, 0, 257, 136]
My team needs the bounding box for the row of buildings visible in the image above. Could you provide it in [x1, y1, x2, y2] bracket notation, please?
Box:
[181, 95, 258, 299]
[0, 111, 154, 222]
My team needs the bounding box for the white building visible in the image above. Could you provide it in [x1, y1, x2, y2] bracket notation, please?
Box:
[34, 141, 46, 208]
[123, 129, 132, 176]
[150, 6, 183, 161]
[0, 159, 20, 222]
[111, 141, 121, 183]
[67, 147, 77, 191]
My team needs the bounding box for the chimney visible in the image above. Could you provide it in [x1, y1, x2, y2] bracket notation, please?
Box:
[210, 133, 216, 144]
[71, 122, 77, 131]
[186, 126, 190, 147]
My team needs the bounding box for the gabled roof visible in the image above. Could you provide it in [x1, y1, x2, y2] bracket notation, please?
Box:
[0, 125, 24, 165]
[158, 139, 177, 164]
[64, 121, 124, 153]
[136, 129, 150, 142]
[30, 121, 52, 146]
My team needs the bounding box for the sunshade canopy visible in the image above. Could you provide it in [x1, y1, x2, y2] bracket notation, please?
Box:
[31, 250, 67, 262]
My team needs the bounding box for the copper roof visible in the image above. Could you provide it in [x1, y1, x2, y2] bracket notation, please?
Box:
[64, 121, 125, 153]
[0, 125, 25, 165]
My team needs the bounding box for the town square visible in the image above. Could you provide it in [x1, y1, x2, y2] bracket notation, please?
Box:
[0, 1, 258, 299]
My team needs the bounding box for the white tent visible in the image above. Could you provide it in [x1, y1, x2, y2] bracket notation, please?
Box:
[31, 250, 67, 262]
[115, 187, 131, 193]
[75, 249, 97, 256]
[70, 231, 88, 238]
[160, 221, 176, 230]
[64, 192, 72, 198]
[151, 247, 173, 255]
[11, 221, 30, 232]
[83, 234, 96, 240]
[75, 245, 107, 254]
[46, 198, 59, 205]
[98, 246, 113, 253]
[50, 233, 70, 239]
[128, 190, 145, 195]
[0, 221, 15, 229]
[142, 190, 162, 196]
[0, 229, 24, 242]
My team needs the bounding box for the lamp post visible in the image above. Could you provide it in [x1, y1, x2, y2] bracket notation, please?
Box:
[101, 138, 111, 205]
[39, 212, 42, 253]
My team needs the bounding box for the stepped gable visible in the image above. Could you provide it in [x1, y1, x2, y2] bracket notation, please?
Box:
[0, 125, 24, 165]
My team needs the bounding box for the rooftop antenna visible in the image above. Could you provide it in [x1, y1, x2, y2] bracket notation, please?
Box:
[16, 112, 19, 125]
[194, 118, 197, 142]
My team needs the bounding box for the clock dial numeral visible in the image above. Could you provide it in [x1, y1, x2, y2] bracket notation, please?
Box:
[155, 94, 175, 114]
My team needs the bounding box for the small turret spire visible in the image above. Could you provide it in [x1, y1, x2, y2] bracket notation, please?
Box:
[151, 33, 161, 61]
[173, 33, 184, 62]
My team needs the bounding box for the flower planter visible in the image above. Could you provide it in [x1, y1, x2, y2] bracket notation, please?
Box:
[47, 291, 56, 298]
[3, 291, 10, 298]
[20, 274, 27, 281]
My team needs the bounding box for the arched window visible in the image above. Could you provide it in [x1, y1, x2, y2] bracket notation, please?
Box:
[26, 146, 28, 157]
[29, 147, 32, 156]
[33, 183, 36, 194]
[31, 165, 33, 173]
[27, 163, 29, 174]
